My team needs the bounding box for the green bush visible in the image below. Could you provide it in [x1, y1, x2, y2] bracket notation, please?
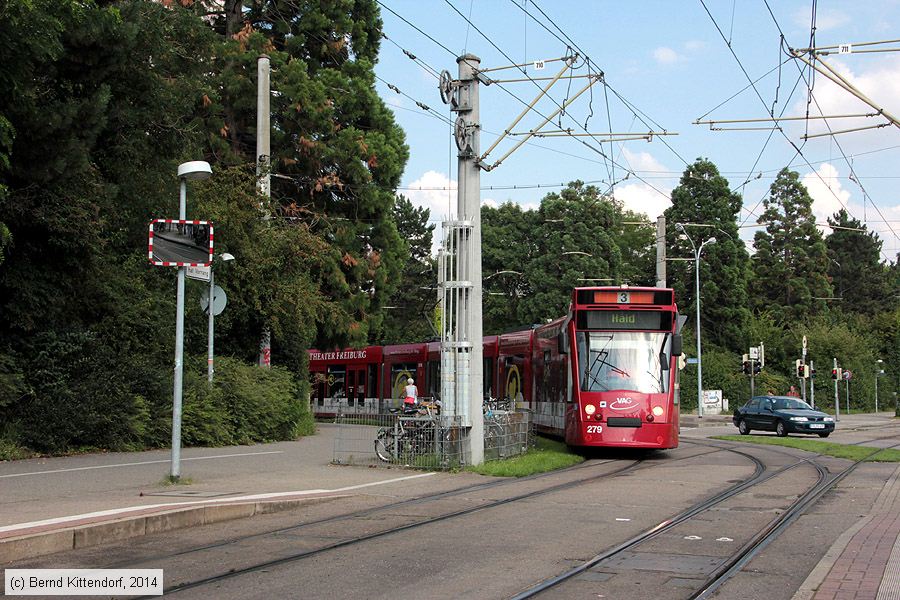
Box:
[16, 330, 151, 453]
[180, 356, 314, 446]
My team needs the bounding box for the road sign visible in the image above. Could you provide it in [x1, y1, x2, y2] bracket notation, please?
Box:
[749, 347, 759, 360]
[200, 285, 227, 316]
[186, 265, 211, 282]
[686, 358, 699, 365]
[842, 369, 852, 380]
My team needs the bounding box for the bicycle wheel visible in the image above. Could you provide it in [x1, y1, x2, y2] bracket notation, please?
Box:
[374, 430, 397, 462]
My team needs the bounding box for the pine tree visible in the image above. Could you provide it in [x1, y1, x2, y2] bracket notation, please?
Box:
[752, 168, 832, 320]
[378, 195, 436, 344]
[826, 209, 891, 315]
[665, 159, 750, 350]
[200, 0, 409, 347]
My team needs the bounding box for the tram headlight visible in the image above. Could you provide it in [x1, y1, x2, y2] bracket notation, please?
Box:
[652, 406, 664, 417]
[584, 404, 596, 416]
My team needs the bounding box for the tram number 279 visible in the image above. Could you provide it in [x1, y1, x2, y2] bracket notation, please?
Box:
[586, 425, 603, 434]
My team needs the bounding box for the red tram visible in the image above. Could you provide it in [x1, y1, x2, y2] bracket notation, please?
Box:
[308, 286, 683, 450]
[534, 287, 683, 449]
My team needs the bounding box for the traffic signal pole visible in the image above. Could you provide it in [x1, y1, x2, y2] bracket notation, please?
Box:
[809, 360, 815, 408]
[833, 357, 840, 421]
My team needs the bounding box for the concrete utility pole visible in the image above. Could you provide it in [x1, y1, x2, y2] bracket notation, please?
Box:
[256, 54, 272, 367]
[656, 215, 666, 288]
[439, 54, 484, 465]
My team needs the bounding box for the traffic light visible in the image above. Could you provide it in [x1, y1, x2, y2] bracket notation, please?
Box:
[796, 359, 803, 378]
[753, 362, 762, 375]
[810, 368, 816, 379]
[831, 367, 842, 379]
[741, 354, 750, 375]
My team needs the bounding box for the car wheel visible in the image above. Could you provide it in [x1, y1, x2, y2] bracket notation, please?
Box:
[775, 420, 788, 437]
[738, 419, 750, 435]
[818, 432, 830, 438]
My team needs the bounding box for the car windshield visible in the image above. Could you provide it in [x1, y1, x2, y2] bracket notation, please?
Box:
[773, 398, 813, 410]
[576, 331, 671, 394]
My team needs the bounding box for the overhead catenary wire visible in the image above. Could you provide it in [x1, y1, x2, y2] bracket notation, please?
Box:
[701, 0, 898, 260]
[439, 0, 674, 201]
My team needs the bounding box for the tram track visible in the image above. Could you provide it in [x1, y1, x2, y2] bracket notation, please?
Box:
[125, 444, 729, 598]
[512, 438, 898, 600]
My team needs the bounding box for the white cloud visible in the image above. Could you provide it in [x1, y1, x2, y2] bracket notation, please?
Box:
[685, 40, 706, 52]
[802, 163, 851, 226]
[404, 170, 457, 220]
[801, 163, 900, 259]
[790, 56, 900, 143]
[613, 183, 671, 221]
[653, 47, 680, 65]
[611, 149, 673, 220]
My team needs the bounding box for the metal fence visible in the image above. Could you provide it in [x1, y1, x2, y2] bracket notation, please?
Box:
[483, 410, 532, 461]
[332, 410, 532, 469]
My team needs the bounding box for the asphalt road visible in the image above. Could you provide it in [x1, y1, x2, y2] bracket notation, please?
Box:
[4, 415, 899, 599]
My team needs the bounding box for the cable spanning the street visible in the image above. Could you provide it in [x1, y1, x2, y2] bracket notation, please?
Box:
[438, 0, 673, 201]
[700, 0, 897, 261]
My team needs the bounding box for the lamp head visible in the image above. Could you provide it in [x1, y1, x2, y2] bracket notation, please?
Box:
[221, 253, 235, 262]
[177, 161, 212, 180]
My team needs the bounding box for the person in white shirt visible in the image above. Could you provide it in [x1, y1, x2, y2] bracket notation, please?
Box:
[404, 378, 418, 407]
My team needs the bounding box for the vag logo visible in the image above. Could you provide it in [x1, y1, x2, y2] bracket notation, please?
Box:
[609, 397, 636, 411]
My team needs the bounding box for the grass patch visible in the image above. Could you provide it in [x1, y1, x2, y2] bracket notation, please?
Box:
[467, 436, 584, 477]
[714, 435, 900, 462]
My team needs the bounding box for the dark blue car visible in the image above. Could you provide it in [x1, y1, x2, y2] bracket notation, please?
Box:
[732, 395, 835, 438]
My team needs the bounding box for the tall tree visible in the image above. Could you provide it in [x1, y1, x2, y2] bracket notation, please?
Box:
[665, 159, 750, 350]
[518, 182, 622, 325]
[825, 209, 891, 315]
[482, 202, 538, 333]
[378, 195, 436, 344]
[752, 168, 832, 320]
[200, 0, 409, 348]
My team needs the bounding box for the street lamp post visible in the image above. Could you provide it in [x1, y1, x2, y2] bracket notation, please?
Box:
[171, 160, 212, 482]
[677, 224, 716, 418]
[208, 253, 235, 383]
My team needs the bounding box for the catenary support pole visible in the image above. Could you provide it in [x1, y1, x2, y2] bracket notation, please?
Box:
[457, 54, 484, 465]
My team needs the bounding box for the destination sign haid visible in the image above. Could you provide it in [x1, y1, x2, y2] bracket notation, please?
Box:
[582, 310, 665, 330]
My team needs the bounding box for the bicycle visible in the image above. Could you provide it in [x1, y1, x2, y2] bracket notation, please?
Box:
[374, 408, 441, 463]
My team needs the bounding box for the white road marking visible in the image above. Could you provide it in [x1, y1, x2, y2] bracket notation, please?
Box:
[717, 537, 734, 542]
[615, 518, 631, 521]
[0, 451, 285, 479]
[684, 535, 702, 540]
[0, 472, 436, 535]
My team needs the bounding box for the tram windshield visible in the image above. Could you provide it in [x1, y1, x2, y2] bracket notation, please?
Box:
[576, 331, 671, 394]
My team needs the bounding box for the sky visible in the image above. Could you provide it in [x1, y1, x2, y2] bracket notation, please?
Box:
[372, 0, 900, 261]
